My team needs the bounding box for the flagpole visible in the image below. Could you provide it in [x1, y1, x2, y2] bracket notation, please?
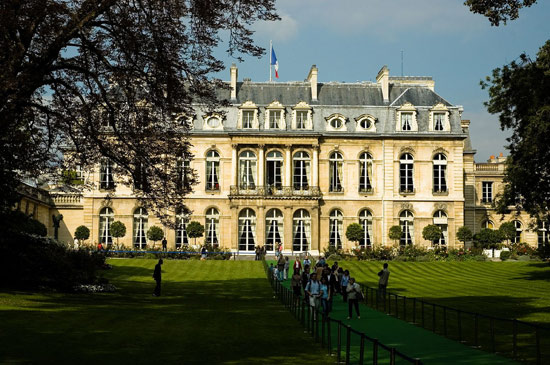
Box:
[269, 40, 272, 82]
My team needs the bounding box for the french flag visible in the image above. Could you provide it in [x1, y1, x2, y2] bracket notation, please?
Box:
[271, 46, 279, 79]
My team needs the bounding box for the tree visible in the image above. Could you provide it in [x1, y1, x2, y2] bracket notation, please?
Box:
[464, 0, 538, 26]
[422, 224, 442, 246]
[388, 225, 402, 246]
[74, 225, 90, 243]
[110, 220, 126, 247]
[457, 226, 473, 246]
[346, 223, 364, 247]
[186, 221, 204, 246]
[474, 228, 504, 256]
[0, 0, 278, 216]
[147, 225, 164, 250]
[482, 41, 550, 222]
[499, 222, 517, 245]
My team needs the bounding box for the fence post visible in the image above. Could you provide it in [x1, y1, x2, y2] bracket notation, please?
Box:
[390, 347, 396, 365]
[512, 319, 517, 358]
[458, 310, 462, 342]
[346, 325, 351, 364]
[337, 321, 342, 364]
[373, 339, 379, 365]
[359, 333, 365, 365]
[474, 314, 479, 347]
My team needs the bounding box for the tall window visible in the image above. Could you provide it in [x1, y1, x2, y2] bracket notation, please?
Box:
[401, 113, 412, 131]
[482, 182, 493, 203]
[266, 151, 283, 191]
[242, 110, 254, 129]
[293, 209, 311, 251]
[513, 220, 523, 244]
[269, 110, 281, 129]
[293, 151, 310, 190]
[206, 150, 220, 191]
[265, 209, 283, 252]
[434, 113, 445, 131]
[400, 210, 414, 246]
[296, 111, 308, 129]
[238, 208, 256, 251]
[329, 210, 343, 249]
[400, 153, 414, 193]
[359, 209, 373, 248]
[359, 152, 373, 193]
[433, 210, 448, 246]
[99, 207, 114, 245]
[205, 208, 219, 247]
[239, 151, 257, 189]
[538, 221, 550, 248]
[329, 152, 343, 192]
[433, 153, 447, 193]
[100, 159, 115, 189]
[133, 207, 148, 249]
[176, 157, 191, 191]
[175, 208, 188, 248]
[133, 161, 149, 191]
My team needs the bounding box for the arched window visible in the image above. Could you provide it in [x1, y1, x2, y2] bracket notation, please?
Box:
[293, 209, 311, 252]
[175, 208, 188, 248]
[538, 221, 550, 248]
[400, 210, 414, 246]
[329, 209, 343, 249]
[206, 150, 220, 191]
[482, 220, 494, 229]
[100, 159, 115, 189]
[99, 207, 114, 245]
[513, 220, 523, 244]
[238, 208, 256, 251]
[359, 209, 373, 248]
[329, 152, 344, 192]
[265, 208, 283, 252]
[133, 207, 148, 249]
[433, 210, 448, 246]
[205, 208, 219, 247]
[400, 153, 414, 193]
[293, 151, 310, 190]
[359, 152, 373, 193]
[239, 150, 257, 190]
[433, 153, 447, 193]
[266, 151, 283, 191]
[176, 155, 191, 191]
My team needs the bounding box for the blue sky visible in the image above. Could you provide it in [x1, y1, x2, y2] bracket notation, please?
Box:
[213, 0, 550, 161]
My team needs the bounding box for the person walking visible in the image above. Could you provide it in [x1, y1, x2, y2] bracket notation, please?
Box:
[291, 269, 302, 305]
[378, 263, 390, 301]
[341, 270, 350, 302]
[284, 256, 290, 280]
[162, 237, 167, 252]
[292, 257, 302, 274]
[302, 254, 311, 268]
[305, 273, 321, 317]
[301, 265, 311, 304]
[346, 277, 361, 319]
[320, 277, 331, 317]
[277, 254, 285, 281]
[153, 259, 163, 297]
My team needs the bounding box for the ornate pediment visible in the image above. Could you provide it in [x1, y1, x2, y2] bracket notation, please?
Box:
[292, 101, 311, 110]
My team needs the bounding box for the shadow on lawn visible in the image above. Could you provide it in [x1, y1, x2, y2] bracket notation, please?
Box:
[510, 262, 550, 281]
[0, 274, 331, 364]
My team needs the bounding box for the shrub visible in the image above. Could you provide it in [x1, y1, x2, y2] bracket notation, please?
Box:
[500, 250, 512, 261]
[323, 245, 344, 258]
[110, 221, 126, 245]
[0, 210, 47, 236]
[74, 225, 90, 242]
[457, 226, 473, 246]
[536, 245, 550, 260]
[345, 223, 364, 247]
[422, 224, 442, 245]
[187, 221, 204, 245]
[326, 253, 343, 262]
[147, 226, 164, 248]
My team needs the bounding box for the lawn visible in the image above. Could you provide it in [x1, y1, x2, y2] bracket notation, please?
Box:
[335, 261, 550, 325]
[0, 259, 332, 364]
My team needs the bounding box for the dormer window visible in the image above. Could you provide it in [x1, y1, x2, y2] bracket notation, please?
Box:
[355, 114, 377, 132]
[203, 114, 224, 131]
[207, 116, 220, 128]
[238, 101, 259, 129]
[291, 101, 312, 130]
[429, 103, 450, 132]
[265, 101, 286, 130]
[396, 102, 418, 132]
[325, 113, 346, 132]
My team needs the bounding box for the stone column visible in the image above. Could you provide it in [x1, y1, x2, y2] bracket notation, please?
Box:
[312, 144, 319, 188]
[284, 205, 293, 252]
[258, 144, 265, 187]
[311, 206, 320, 253]
[231, 144, 238, 187]
[256, 205, 265, 248]
[285, 144, 292, 188]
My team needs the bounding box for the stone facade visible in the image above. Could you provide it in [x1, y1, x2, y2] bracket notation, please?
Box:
[28, 65, 542, 253]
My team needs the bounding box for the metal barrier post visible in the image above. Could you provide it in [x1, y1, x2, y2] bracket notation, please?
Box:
[413, 298, 416, 323]
[373, 339, 379, 365]
[421, 301, 425, 328]
[321, 315, 325, 347]
[443, 306, 447, 336]
[490, 317, 495, 353]
[327, 319, 332, 355]
[346, 325, 351, 364]
[474, 314, 479, 347]
[403, 296, 407, 321]
[512, 319, 517, 358]
[395, 295, 399, 318]
[337, 321, 342, 364]
[359, 333, 365, 365]
[390, 347, 396, 365]
[432, 303, 436, 332]
[458, 310, 462, 342]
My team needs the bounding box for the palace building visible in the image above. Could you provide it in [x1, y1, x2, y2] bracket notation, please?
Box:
[19, 65, 544, 254]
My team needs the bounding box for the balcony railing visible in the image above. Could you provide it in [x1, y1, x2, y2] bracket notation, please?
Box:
[475, 163, 504, 172]
[51, 194, 83, 205]
[229, 185, 321, 198]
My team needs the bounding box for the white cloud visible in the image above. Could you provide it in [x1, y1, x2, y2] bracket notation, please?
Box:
[253, 11, 298, 43]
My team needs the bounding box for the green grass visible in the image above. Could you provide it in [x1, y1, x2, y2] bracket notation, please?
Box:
[0, 259, 332, 364]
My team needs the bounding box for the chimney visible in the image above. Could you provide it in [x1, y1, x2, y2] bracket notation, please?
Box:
[376, 66, 389, 103]
[230, 63, 238, 101]
[461, 119, 470, 131]
[307, 65, 318, 101]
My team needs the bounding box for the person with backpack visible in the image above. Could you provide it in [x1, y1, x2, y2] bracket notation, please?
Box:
[305, 273, 321, 317]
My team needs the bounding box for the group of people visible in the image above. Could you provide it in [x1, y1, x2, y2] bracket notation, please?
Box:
[270, 256, 390, 321]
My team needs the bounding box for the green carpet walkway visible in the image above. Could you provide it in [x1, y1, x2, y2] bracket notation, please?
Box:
[276, 268, 516, 364]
